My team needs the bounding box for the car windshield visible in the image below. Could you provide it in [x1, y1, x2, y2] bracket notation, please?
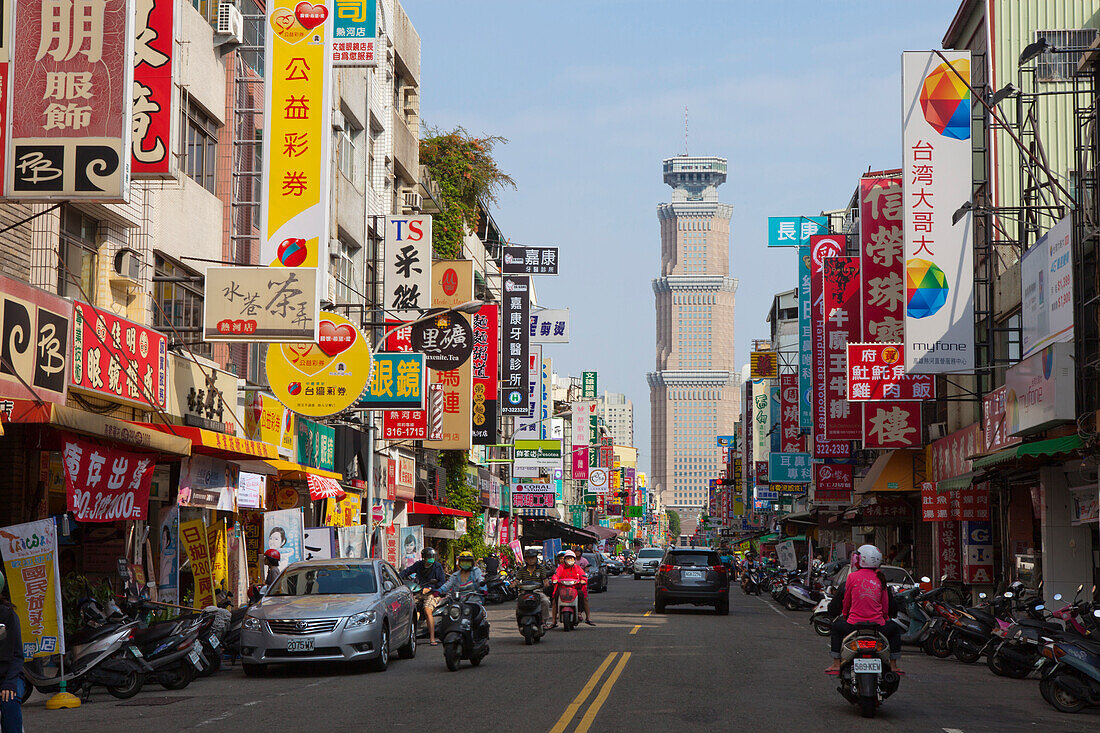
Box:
[669, 552, 718, 567]
[881, 567, 914, 585]
[268, 565, 377, 596]
[638, 549, 664, 559]
[582, 553, 598, 566]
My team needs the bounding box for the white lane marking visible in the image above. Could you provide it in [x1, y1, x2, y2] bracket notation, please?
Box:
[944, 729, 965, 733]
[761, 598, 804, 628]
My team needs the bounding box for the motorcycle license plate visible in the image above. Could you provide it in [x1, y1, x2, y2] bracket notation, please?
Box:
[209, 633, 220, 648]
[682, 570, 705, 581]
[188, 648, 203, 668]
[853, 658, 881, 674]
[129, 645, 143, 659]
[287, 638, 314, 652]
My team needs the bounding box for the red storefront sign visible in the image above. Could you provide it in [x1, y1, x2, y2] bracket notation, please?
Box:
[982, 386, 1021, 453]
[934, 520, 961, 582]
[779, 373, 804, 452]
[471, 304, 498, 445]
[859, 175, 904, 341]
[385, 458, 396, 501]
[863, 403, 922, 449]
[929, 423, 983, 484]
[63, 436, 154, 522]
[132, 0, 174, 176]
[846, 343, 934, 401]
[572, 447, 589, 480]
[813, 462, 852, 505]
[822, 256, 862, 440]
[9, 0, 132, 199]
[809, 235, 850, 459]
[70, 302, 168, 410]
[921, 480, 990, 522]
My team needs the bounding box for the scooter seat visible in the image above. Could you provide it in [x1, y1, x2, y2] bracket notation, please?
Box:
[132, 624, 177, 646]
[68, 623, 124, 646]
[1015, 618, 1062, 633]
[965, 608, 998, 625]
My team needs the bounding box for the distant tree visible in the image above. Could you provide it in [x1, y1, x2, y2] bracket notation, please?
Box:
[666, 509, 681, 539]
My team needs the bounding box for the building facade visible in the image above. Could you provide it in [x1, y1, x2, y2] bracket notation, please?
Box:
[599, 391, 634, 448]
[648, 155, 740, 519]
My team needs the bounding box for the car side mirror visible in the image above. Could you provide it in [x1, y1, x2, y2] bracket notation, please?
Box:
[383, 581, 395, 593]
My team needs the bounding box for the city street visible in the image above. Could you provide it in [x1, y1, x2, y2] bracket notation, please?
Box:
[24, 575, 1097, 733]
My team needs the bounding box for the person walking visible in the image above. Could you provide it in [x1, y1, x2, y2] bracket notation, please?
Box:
[0, 572, 24, 733]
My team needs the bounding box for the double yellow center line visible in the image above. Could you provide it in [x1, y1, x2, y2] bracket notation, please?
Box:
[548, 651, 632, 733]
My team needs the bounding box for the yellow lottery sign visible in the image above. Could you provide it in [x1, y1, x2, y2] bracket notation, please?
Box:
[261, 1, 334, 340]
[265, 311, 373, 417]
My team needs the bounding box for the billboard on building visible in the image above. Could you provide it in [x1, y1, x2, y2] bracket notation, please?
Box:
[1021, 214, 1074, 359]
[384, 215, 432, 320]
[500, 276, 530, 415]
[902, 51, 974, 373]
[132, 0, 174, 176]
[422, 262, 472, 449]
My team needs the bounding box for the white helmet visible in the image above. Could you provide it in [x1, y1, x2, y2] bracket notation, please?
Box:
[856, 544, 883, 569]
[563, 550, 576, 558]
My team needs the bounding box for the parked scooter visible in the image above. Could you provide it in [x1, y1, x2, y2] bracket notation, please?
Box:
[436, 589, 490, 671]
[557, 579, 581, 631]
[1038, 604, 1100, 714]
[836, 623, 902, 719]
[515, 582, 546, 645]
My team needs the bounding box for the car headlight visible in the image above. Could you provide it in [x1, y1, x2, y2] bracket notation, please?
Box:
[347, 611, 378, 628]
[242, 614, 262, 631]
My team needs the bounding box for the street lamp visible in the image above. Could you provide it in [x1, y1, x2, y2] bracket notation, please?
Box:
[1018, 38, 1051, 67]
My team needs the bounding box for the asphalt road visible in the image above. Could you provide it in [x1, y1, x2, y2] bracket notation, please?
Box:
[23, 574, 1099, 732]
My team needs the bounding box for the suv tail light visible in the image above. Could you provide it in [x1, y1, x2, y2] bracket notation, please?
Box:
[658, 564, 673, 573]
[711, 565, 727, 574]
[856, 639, 878, 650]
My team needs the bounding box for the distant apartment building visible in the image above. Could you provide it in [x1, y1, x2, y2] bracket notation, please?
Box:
[599, 391, 634, 448]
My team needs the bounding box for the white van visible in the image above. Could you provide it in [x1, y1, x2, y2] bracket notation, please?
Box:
[633, 547, 665, 579]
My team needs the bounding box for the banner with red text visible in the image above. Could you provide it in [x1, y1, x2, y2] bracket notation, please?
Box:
[822, 256, 862, 440]
[63, 436, 155, 522]
[810, 235, 850, 459]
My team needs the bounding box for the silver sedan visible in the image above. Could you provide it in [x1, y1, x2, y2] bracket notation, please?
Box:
[240, 558, 416, 675]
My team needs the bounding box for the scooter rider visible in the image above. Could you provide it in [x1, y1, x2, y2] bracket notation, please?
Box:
[550, 550, 594, 628]
[514, 549, 553, 628]
[263, 549, 281, 588]
[400, 547, 447, 645]
[437, 551, 485, 602]
[825, 544, 903, 675]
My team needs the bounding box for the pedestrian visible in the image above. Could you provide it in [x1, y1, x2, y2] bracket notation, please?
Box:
[0, 572, 24, 733]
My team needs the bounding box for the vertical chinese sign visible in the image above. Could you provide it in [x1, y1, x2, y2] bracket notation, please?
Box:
[423, 261, 472, 450]
[821, 255, 862, 441]
[798, 243, 812, 429]
[471, 304, 498, 445]
[779, 373, 803, 453]
[902, 51, 974, 373]
[751, 379, 770, 486]
[384, 215, 432, 319]
[500, 275, 530, 415]
[809, 235, 849, 459]
[261, 1, 334, 340]
[571, 401, 594, 481]
[132, 0, 173, 176]
[7, 0, 134, 199]
[331, 0, 376, 66]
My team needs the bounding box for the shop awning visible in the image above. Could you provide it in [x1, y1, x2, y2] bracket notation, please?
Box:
[971, 435, 1083, 470]
[857, 449, 919, 494]
[757, 533, 780, 543]
[406, 501, 473, 518]
[2, 399, 190, 456]
[139, 423, 278, 460]
[306, 474, 346, 501]
[937, 471, 978, 493]
[584, 525, 621, 540]
[265, 459, 343, 481]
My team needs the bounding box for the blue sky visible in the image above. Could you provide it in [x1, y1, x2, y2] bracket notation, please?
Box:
[413, 0, 962, 473]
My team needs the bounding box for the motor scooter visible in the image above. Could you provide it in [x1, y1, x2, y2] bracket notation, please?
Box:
[811, 594, 834, 636]
[436, 589, 490, 671]
[557, 579, 581, 631]
[515, 582, 547, 645]
[1038, 606, 1100, 714]
[836, 624, 902, 719]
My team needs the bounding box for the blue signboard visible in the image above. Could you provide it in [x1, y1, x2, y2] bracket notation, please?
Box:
[798, 243, 813, 429]
[769, 452, 812, 483]
[716, 435, 737, 448]
[356, 352, 425, 409]
[767, 216, 828, 248]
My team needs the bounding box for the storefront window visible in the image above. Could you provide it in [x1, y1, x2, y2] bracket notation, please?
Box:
[57, 204, 99, 302]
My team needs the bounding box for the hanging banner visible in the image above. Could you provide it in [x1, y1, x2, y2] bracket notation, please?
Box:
[71, 302, 168, 410]
[0, 518, 64, 658]
[933, 520, 962, 582]
[751, 379, 771, 478]
[902, 51, 974, 373]
[7, 0, 134, 200]
[384, 215, 432, 319]
[265, 311, 372, 417]
[582, 371, 597, 400]
[530, 308, 570, 342]
[179, 519, 215, 609]
[809, 235, 849, 459]
[571, 400, 596, 481]
[501, 275, 530, 415]
[157, 505, 178, 604]
[1021, 214, 1074, 358]
[471, 304, 498, 445]
[422, 261, 473, 449]
[63, 436, 155, 522]
[779, 373, 803, 452]
[798, 243, 813, 429]
[822, 256, 862, 440]
[132, 0, 174, 176]
[261, 0, 335, 338]
[331, 0, 377, 66]
[860, 175, 905, 341]
[203, 267, 319, 343]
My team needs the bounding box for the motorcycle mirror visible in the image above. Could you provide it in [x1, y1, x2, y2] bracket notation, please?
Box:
[979, 592, 987, 599]
[1094, 609, 1100, 618]
[1054, 594, 1063, 601]
[1003, 591, 1013, 599]
[1077, 584, 1084, 593]
[921, 576, 931, 583]
[1034, 605, 1045, 611]
[940, 573, 948, 582]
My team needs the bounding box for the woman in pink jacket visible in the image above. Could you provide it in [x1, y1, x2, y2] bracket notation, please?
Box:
[825, 544, 903, 674]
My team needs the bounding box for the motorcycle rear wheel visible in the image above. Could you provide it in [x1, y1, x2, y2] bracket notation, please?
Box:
[951, 639, 981, 664]
[922, 634, 952, 658]
[859, 696, 876, 718]
[1047, 673, 1087, 713]
[523, 628, 534, 646]
[812, 617, 832, 637]
[444, 642, 461, 672]
[105, 667, 144, 699]
[986, 650, 1029, 679]
[160, 664, 195, 690]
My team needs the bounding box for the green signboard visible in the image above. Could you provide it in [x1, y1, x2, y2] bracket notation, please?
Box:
[296, 418, 335, 471]
[582, 494, 597, 507]
[582, 371, 597, 399]
[626, 506, 643, 518]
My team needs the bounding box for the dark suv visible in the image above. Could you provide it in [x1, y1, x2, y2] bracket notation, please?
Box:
[654, 548, 730, 615]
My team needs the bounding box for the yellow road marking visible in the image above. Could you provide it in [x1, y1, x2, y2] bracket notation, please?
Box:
[629, 625, 641, 634]
[548, 652, 618, 733]
[643, 610, 652, 617]
[574, 652, 632, 733]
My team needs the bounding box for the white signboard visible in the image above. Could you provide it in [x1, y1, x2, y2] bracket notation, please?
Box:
[571, 400, 595, 446]
[588, 467, 609, 494]
[1021, 215, 1074, 359]
[1004, 341, 1075, 436]
[510, 479, 556, 509]
[902, 51, 974, 373]
[514, 344, 542, 439]
[384, 215, 432, 319]
[530, 309, 570, 343]
[776, 540, 797, 571]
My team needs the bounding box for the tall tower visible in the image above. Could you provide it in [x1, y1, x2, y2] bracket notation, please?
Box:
[648, 155, 740, 531]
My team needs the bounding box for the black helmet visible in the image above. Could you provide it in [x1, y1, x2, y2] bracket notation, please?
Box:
[421, 547, 437, 560]
[524, 548, 539, 559]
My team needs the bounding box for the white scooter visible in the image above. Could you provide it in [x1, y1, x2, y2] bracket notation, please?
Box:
[811, 594, 834, 636]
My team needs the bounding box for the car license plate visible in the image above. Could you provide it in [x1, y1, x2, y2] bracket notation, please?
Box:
[682, 570, 705, 581]
[187, 648, 203, 668]
[129, 645, 143, 659]
[853, 658, 882, 674]
[209, 633, 220, 648]
[287, 638, 314, 652]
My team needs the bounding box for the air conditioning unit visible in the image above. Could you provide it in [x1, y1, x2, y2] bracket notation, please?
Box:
[328, 237, 342, 257]
[332, 110, 346, 133]
[928, 422, 948, 441]
[215, 3, 244, 45]
[402, 189, 422, 212]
